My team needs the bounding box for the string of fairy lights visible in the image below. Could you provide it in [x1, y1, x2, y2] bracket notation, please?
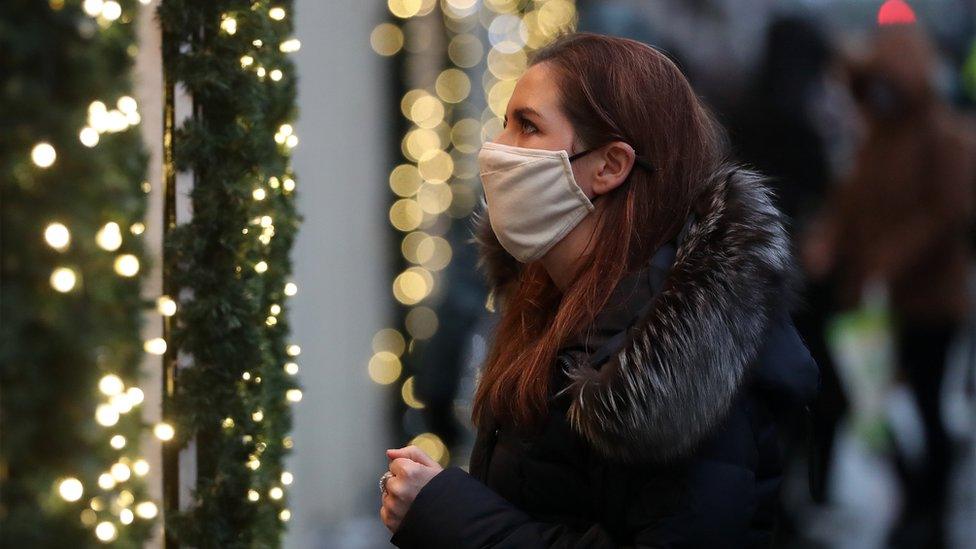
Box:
[369, 0, 577, 463]
[38, 0, 160, 544]
[157, 0, 303, 546]
[225, 1, 303, 526]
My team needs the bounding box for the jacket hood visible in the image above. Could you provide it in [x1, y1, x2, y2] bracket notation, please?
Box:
[470, 162, 808, 464]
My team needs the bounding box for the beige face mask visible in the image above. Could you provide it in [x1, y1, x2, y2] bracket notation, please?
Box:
[477, 141, 599, 263]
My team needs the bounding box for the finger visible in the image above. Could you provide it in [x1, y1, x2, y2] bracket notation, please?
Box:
[380, 502, 400, 523]
[380, 505, 395, 532]
[385, 478, 415, 509]
[387, 444, 437, 467]
[385, 476, 402, 499]
[383, 482, 401, 505]
[389, 457, 417, 477]
[387, 496, 409, 521]
[387, 445, 438, 467]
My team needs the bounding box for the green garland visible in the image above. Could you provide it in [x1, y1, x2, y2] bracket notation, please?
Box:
[157, 0, 302, 546]
[0, 0, 154, 546]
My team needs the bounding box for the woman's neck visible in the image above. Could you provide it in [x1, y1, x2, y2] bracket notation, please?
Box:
[540, 210, 599, 292]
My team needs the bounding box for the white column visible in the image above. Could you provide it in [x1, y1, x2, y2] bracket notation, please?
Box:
[286, 1, 392, 546]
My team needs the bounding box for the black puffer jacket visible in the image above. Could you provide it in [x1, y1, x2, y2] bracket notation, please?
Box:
[391, 165, 821, 548]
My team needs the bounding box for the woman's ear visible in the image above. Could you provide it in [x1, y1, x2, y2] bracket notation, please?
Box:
[591, 141, 636, 197]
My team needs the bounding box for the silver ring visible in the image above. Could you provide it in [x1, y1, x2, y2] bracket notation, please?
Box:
[380, 471, 393, 495]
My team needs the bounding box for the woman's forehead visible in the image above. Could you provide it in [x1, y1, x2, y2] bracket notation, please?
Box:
[508, 63, 562, 119]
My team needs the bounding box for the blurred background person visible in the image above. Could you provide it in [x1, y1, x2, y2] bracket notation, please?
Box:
[730, 17, 855, 522]
[803, 23, 976, 549]
[723, 18, 893, 548]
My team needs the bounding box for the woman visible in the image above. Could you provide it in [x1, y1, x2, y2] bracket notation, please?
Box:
[380, 33, 820, 548]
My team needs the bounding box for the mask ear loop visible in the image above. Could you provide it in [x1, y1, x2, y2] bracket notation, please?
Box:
[567, 146, 656, 172]
[567, 148, 595, 162]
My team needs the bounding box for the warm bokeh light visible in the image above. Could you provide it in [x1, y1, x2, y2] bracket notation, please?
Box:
[113, 254, 140, 277]
[448, 33, 484, 68]
[50, 267, 78, 293]
[143, 337, 167, 355]
[487, 79, 517, 116]
[371, 328, 407, 356]
[110, 462, 131, 482]
[95, 521, 117, 542]
[219, 14, 237, 35]
[417, 149, 454, 184]
[135, 501, 158, 519]
[31, 142, 56, 168]
[401, 376, 425, 409]
[416, 182, 453, 214]
[487, 47, 527, 80]
[95, 404, 120, 427]
[80, 127, 100, 147]
[409, 432, 448, 465]
[156, 295, 177, 316]
[371, 23, 405, 56]
[392, 267, 432, 305]
[389, 164, 423, 197]
[153, 422, 174, 441]
[96, 222, 123, 251]
[387, 0, 422, 19]
[98, 374, 124, 396]
[133, 459, 150, 477]
[450, 118, 482, 154]
[44, 223, 71, 250]
[435, 68, 472, 103]
[410, 94, 445, 129]
[389, 199, 425, 232]
[269, 6, 286, 20]
[58, 477, 84, 502]
[368, 351, 403, 385]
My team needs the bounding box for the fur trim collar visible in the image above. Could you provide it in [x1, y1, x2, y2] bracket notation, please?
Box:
[469, 163, 798, 464]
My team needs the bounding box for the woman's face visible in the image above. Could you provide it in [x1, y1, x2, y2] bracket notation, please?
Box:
[493, 62, 633, 202]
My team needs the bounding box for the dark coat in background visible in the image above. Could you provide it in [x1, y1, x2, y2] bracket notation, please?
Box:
[391, 165, 821, 548]
[823, 26, 976, 322]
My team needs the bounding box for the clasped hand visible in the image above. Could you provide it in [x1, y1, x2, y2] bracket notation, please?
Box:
[379, 445, 443, 534]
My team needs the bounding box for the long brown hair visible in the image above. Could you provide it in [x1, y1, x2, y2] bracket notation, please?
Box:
[472, 33, 728, 433]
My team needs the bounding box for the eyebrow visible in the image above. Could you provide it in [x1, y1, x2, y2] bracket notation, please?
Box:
[513, 107, 542, 121]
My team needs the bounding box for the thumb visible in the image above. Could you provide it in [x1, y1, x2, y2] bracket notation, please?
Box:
[386, 446, 438, 467]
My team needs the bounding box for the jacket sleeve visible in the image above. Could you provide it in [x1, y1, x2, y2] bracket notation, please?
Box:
[389, 461, 757, 549]
[389, 467, 620, 549]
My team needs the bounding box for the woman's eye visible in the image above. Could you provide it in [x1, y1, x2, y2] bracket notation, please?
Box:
[501, 114, 536, 134]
